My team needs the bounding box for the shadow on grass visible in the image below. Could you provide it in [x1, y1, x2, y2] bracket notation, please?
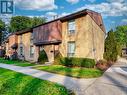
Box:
[0, 73, 24, 95]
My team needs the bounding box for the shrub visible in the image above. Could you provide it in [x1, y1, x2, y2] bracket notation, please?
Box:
[59, 57, 95, 68]
[96, 60, 114, 71]
[54, 53, 63, 65]
[96, 60, 108, 71]
[38, 50, 48, 64]
[81, 58, 95, 68]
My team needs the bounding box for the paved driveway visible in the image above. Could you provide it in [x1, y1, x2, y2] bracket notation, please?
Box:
[85, 58, 127, 95]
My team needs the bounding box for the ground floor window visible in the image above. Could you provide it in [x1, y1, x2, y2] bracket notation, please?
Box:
[67, 41, 75, 57]
[30, 46, 34, 57]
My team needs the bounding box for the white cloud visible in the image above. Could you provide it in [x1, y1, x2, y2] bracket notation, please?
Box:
[14, 0, 57, 11]
[111, 21, 115, 23]
[83, 0, 96, 3]
[60, 12, 71, 17]
[66, 0, 79, 4]
[45, 12, 58, 21]
[121, 19, 127, 24]
[106, 0, 124, 3]
[46, 12, 57, 16]
[0, 14, 12, 24]
[76, 2, 127, 17]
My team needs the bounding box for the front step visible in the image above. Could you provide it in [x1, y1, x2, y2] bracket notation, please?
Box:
[45, 62, 53, 65]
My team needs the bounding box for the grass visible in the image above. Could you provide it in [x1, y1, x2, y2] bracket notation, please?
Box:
[34, 65, 103, 78]
[0, 58, 35, 67]
[0, 68, 73, 95]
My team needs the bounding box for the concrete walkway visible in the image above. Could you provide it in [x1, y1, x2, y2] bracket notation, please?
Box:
[0, 63, 96, 95]
[85, 58, 127, 95]
[0, 58, 127, 95]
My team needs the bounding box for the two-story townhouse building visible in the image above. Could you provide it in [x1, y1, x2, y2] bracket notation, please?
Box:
[33, 9, 105, 62]
[4, 9, 106, 63]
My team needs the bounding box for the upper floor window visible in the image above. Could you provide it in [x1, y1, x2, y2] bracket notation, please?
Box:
[68, 20, 76, 34]
[67, 41, 75, 57]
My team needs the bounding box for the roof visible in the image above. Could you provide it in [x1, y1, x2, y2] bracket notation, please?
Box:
[34, 40, 61, 46]
[13, 9, 106, 35]
[15, 28, 32, 35]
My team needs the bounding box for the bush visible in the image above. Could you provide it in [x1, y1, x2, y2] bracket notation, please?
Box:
[38, 50, 48, 64]
[96, 60, 108, 71]
[96, 60, 114, 71]
[54, 53, 63, 65]
[81, 58, 95, 68]
[59, 57, 95, 68]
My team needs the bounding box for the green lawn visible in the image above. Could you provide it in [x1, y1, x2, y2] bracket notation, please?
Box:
[34, 65, 103, 78]
[0, 58, 35, 67]
[0, 68, 73, 95]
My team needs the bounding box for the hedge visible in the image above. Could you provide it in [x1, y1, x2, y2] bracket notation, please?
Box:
[54, 55, 95, 68]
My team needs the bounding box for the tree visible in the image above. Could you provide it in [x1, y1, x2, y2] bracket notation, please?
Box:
[9, 16, 32, 32]
[114, 25, 127, 46]
[104, 29, 118, 62]
[0, 19, 5, 45]
[9, 16, 46, 32]
[114, 25, 127, 56]
[31, 17, 46, 27]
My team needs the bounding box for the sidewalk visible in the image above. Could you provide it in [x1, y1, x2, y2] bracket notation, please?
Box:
[0, 63, 96, 95]
[1, 58, 127, 95]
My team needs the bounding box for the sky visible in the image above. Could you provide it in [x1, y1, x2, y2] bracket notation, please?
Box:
[1, 0, 127, 32]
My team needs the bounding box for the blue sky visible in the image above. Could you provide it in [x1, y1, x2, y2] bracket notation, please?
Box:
[2, 0, 127, 32]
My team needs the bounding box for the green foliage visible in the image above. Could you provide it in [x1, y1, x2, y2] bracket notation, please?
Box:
[59, 57, 95, 68]
[9, 16, 46, 32]
[114, 25, 127, 46]
[38, 50, 48, 64]
[114, 25, 127, 56]
[104, 30, 118, 62]
[0, 58, 35, 67]
[0, 68, 70, 95]
[81, 58, 95, 68]
[0, 19, 5, 44]
[31, 17, 46, 27]
[54, 53, 63, 65]
[9, 16, 32, 32]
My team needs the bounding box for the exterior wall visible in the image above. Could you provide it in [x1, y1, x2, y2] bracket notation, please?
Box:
[6, 35, 18, 56]
[17, 32, 38, 62]
[59, 14, 105, 60]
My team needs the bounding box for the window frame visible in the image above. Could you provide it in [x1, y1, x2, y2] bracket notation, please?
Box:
[68, 19, 76, 34]
[67, 41, 76, 57]
[30, 45, 34, 58]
